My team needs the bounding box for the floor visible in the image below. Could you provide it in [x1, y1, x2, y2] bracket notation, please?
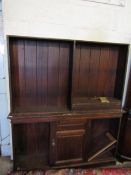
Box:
[0, 156, 13, 175]
[0, 156, 131, 175]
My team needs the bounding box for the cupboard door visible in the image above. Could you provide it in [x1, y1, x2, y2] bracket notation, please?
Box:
[50, 120, 88, 166]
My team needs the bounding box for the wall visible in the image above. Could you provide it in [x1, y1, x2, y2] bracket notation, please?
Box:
[3, 0, 131, 43]
[2, 0, 131, 156]
[0, 8, 10, 156]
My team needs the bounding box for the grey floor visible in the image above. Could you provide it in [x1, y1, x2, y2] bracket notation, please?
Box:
[0, 156, 131, 175]
[0, 156, 13, 175]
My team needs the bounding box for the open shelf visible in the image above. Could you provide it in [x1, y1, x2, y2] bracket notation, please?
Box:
[72, 97, 121, 111]
[15, 153, 49, 170]
[72, 42, 128, 112]
[89, 150, 116, 163]
[88, 132, 117, 161]
[9, 38, 73, 113]
[9, 38, 128, 114]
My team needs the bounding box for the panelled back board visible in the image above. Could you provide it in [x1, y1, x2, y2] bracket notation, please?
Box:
[72, 43, 127, 99]
[10, 38, 72, 112]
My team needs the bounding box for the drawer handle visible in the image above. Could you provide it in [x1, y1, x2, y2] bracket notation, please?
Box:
[51, 139, 56, 147]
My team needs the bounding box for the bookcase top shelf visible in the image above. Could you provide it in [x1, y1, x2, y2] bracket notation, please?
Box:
[9, 37, 128, 116]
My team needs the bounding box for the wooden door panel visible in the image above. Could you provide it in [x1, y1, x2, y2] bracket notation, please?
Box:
[50, 120, 87, 166]
[56, 129, 85, 164]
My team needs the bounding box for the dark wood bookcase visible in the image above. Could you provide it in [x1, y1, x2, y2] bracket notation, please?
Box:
[8, 37, 129, 170]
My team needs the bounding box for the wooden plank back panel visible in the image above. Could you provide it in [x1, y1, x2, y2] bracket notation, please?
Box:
[72, 43, 121, 99]
[97, 46, 110, 97]
[9, 38, 72, 112]
[17, 40, 26, 108]
[78, 45, 90, 96]
[48, 42, 59, 106]
[72, 44, 81, 98]
[88, 46, 100, 97]
[12, 123, 50, 169]
[36, 41, 48, 106]
[25, 40, 37, 106]
[104, 47, 118, 96]
[58, 43, 70, 107]
[10, 39, 22, 110]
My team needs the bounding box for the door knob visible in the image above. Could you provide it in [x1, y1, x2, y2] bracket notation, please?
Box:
[52, 139, 55, 147]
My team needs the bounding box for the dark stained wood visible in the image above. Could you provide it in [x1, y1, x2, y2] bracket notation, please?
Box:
[71, 44, 80, 100]
[97, 46, 110, 96]
[72, 42, 128, 111]
[47, 42, 59, 106]
[52, 159, 116, 169]
[117, 46, 131, 161]
[50, 119, 87, 166]
[88, 133, 117, 161]
[9, 110, 123, 124]
[9, 39, 19, 110]
[124, 66, 131, 110]
[77, 44, 90, 97]
[106, 47, 118, 96]
[88, 118, 119, 161]
[114, 45, 128, 99]
[36, 41, 48, 106]
[125, 89, 131, 110]
[118, 113, 131, 160]
[88, 46, 100, 97]
[58, 43, 70, 107]
[25, 40, 37, 106]
[12, 122, 50, 170]
[9, 37, 129, 170]
[72, 97, 122, 111]
[9, 38, 72, 112]
[16, 40, 25, 108]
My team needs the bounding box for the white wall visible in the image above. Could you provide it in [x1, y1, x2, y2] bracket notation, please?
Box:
[2, 0, 131, 156]
[3, 0, 131, 43]
[0, 9, 10, 156]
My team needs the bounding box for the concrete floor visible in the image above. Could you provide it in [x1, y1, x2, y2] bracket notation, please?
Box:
[0, 156, 131, 175]
[0, 156, 13, 175]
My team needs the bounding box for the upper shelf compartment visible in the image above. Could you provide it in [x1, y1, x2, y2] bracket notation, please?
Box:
[9, 38, 73, 113]
[71, 42, 128, 112]
[9, 37, 129, 114]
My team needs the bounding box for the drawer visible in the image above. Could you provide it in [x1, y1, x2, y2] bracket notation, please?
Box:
[56, 117, 87, 131]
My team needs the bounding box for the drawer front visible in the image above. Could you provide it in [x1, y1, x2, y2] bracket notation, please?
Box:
[56, 118, 86, 131]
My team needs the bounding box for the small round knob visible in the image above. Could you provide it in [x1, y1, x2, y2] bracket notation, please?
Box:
[52, 139, 55, 146]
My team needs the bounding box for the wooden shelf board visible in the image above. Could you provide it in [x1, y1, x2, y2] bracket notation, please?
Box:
[72, 97, 121, 111]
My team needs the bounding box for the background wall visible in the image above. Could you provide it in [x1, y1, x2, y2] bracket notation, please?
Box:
[0, 7, 10, 156]
[1, 0, 131, 156]
[3, 0, 131, 43]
